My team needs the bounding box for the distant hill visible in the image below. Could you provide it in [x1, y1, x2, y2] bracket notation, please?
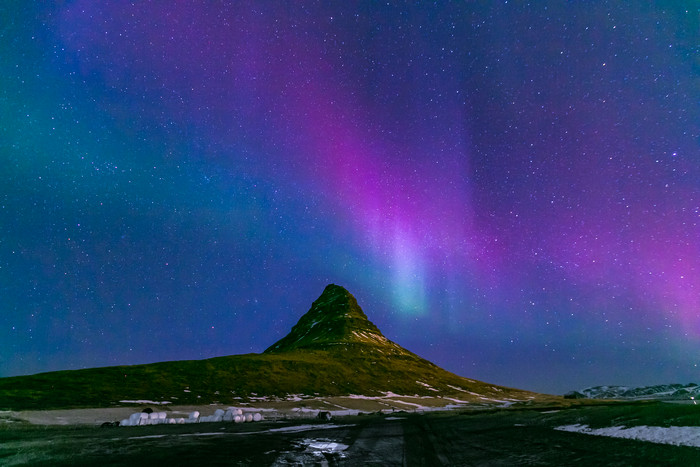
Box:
[565, 383, 700, 401]
[0, 284, 550, 410]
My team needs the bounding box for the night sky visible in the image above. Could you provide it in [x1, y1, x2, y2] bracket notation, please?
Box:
[1, 2, 698, 395]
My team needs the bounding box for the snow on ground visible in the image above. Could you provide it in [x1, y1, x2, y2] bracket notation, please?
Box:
[346, 392, 514, 412]
[329, 409, 361, 416]
[442, 397, 470, 404]
[9, 393, 518, 427]
[415, 381, 440, 392]
[291, 407, 362, 417]
[385, 399, 424, 409]
[555, 424, 700, 448]
[291, 407, 322, 414]
[321, 400, 349, 409]
[447, 384, 467, 392]
[478, 396, 515, 406]
[119, 400, 171, 405]
[136, 424, 355, 439]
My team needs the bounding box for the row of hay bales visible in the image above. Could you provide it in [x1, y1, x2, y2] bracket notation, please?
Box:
[119, 408, 263, 426]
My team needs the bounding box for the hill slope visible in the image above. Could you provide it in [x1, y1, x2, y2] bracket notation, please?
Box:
[0, 284, 548, 410]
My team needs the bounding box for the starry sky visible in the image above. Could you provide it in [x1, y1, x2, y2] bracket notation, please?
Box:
[1, 2, 698, 394]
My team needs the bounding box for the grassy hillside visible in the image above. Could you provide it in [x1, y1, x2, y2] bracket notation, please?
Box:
[0, 344, 541, 410]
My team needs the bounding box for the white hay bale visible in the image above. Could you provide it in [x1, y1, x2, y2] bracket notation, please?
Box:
[149, 412, 158, 420]
[177, 418, 185, 424]
[234, 415, 243, 423]
[245, 413, 253, 422]
[214, 409, 225, 417]
[167, 418, 176, 424]
[223, 410, 233, 422]
[157, 412, 167, 420]
[227, 408, 243, 416]
[252, 413, 262, 422]
[120, 419, 130, 427]
[189, 411, 200, 419]
[128, 413, 141, 425]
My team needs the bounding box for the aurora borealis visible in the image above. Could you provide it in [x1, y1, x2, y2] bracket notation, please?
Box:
[1, 2, 697, 394]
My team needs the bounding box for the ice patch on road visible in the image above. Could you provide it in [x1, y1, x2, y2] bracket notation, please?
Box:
[127, 434, 167, 440]
[555, 424, 700, 448]
[127, 423, 355, 440]
[299, 438, 349, 455]
[273, 437, 349, 464]
[268, 423, 353, 433]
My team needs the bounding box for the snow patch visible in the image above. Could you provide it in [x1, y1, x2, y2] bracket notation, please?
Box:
[120, 400, 171, 405]
[447, 385, 467, 392]
[416, 381, 440, 392]
[386, 399, 424, 408]
[442, 397, 470, 404]
[555, 424, 700, 448]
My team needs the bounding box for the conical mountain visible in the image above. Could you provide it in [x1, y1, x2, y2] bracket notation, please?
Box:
[265, 284, 397, 353]
[259, 284, 537, 400]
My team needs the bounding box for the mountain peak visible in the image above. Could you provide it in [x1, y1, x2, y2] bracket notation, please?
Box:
[264, 284, 390, 353]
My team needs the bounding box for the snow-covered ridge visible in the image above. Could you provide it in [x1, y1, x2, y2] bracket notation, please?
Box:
[565, 383, 700, 401]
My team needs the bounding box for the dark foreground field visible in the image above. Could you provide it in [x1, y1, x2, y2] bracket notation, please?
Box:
[2, 403, 699, 466]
